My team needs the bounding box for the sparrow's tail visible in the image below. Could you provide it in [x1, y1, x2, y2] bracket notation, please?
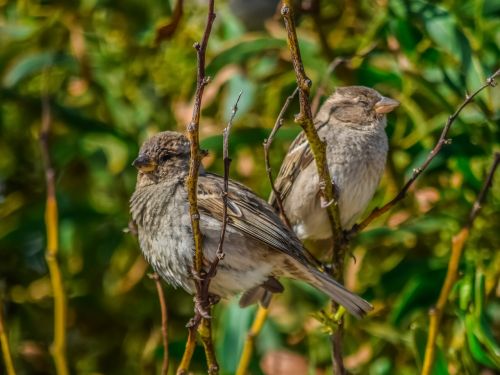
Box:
[296, 264, 373, 319]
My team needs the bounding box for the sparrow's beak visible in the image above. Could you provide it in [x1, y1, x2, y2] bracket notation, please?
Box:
[374, 96, 400, 114]
[132, 154, 157, 172]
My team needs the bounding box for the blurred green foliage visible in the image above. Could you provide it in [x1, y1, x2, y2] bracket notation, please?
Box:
[1, 0, 499, 374]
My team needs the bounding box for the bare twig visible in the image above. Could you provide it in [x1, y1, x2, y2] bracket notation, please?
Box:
[235, 306, 269, 375]
[0, 299, 16, 375]
[235, 88, 298, 374]
[178, 0, 216, 372]
[186, 0, 216, 280]
[310, 57, 347, 115]
[212, 91, 242, 268]
[264, 86, 299, 228]
[281, 2, 348, 373]
[177, 325, 197, 375]
[155, 0, 184, 44]
[421, 152, 500, 375]
[40, 74, 69, 375]
[148, 273, 169, 375]
[281, 0, 343, 247]
[196, 90, 242, 375]
[351, 68, 500, 235]
[311, 46, 377, 116]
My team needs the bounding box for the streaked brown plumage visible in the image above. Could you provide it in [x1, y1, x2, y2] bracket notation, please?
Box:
[130, 131, 372, 317]
[270, 86, 399, 240]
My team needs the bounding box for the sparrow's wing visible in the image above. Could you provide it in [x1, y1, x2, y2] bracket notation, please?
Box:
[197, 173, 373, 318]
[269, 119, 332, 207]
[197, 173, 320, 267]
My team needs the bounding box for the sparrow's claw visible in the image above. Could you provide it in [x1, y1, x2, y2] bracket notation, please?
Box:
[191, 269, 206, 281]
[193, 296, 211, 319]
[320, 197, 335, 208]
[208, 293, 221, 306]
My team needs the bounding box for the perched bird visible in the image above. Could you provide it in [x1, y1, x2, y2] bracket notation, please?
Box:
[270, 86, 399, 240]
[130, 131, 372, 317]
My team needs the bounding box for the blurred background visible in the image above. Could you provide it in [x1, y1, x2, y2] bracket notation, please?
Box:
[1, 0, 499, 374]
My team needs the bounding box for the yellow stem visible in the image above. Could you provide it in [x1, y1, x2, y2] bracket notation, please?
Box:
[0, 304, 16, 375]
[44, 196, 69, 375]
[236, 306, 269, 375]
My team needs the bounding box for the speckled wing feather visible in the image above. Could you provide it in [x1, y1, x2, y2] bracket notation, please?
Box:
[269, 120, 329, 207]
[197, 173, 319, 267]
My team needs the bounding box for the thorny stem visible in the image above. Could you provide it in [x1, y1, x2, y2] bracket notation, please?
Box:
[350, 68, 500, 235]
[149, 273, 169, 375]
[421, 153, 500, 375]
[40, 75, 69, 375]
[281, 2, 347, 373]
[0, 299, 16, 375]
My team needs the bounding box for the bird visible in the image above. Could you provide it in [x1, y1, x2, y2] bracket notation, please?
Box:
[269, 86, 399, 241]
[130, 131, 372, 318]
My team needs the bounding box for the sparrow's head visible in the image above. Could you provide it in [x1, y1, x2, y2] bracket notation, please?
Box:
[133, 131, 202, 185]
[316, 86, 399, 129]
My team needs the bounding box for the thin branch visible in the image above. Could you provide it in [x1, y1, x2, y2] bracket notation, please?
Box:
[0, 299, 16, 375]
[235, 306, 269, 375]
[280, 0, 343, 248]
[155, 0, 184, 44]
[310, 57, 347, 116]
[213, 91, 242, 266]
[264, 87, 299, 228]
[199, 318, 218, 375]
[180, 8, 242, 371]
[421, 152, 500, 375]
[186, 0, 216, 280]
[351, 68, 500, 235]
[236, 87, 299, 375]
[40, 74, 69, 375]
[281, 2, 347, 373]
[177, 325, 197, 375]
[179, 0, 216, 370]
[234, 86, 292, 375]
[199, 91, 242, 375]
[148, 273, 169, 375]
[311, 47, 377, 116]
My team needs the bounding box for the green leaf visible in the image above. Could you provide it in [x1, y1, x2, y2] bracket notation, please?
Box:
[3, 51, 77, 87]
[421, 5, 472, 68]
[206, 38, 286, 77]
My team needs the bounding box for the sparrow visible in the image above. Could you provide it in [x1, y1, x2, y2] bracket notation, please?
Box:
[270, 86, 399, 240]
[130, 131, 372, 317]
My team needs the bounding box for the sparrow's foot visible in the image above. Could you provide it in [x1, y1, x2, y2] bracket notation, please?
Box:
[191, 268, 207, 281]
[193, 295, 211, 319]
[208, 293, 221, 306]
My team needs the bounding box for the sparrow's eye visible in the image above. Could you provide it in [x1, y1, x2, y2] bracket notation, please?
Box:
[159, 153, 171, 163]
